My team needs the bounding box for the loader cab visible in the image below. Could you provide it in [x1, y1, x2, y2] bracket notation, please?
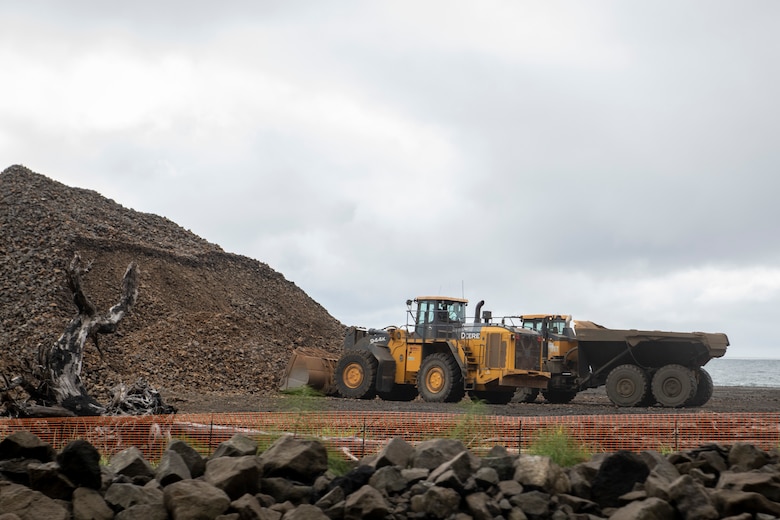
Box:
[409, 296, 467, 340]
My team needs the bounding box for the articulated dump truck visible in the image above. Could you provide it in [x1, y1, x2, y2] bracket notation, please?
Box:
[280, 297, 728, 408]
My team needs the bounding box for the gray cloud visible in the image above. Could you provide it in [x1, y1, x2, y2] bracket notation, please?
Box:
[1, 1, 778, 357]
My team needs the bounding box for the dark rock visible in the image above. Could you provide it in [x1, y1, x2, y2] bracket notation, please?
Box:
[514, 455, 570, 495]
[728, 442, 769, 472]
[343, 484, 389, 520]
[590, 450, 649, 508]
[409, 485, 461, 519]
[57, 439, 102, 489]
[373, 436, 414, 469]
[205, 455, 260, 500]
[281, 503, 329, 520]
[211, 434, 258, 459]
[114, 503, 169, 520]
[155, 449, 191, 486]
[104, 482, 164, 511]
[465, 491, 501, 520]
[163, 479, 231, 519]
[0, 481, 68, 520]
[108, 447, 155, 483]
[410, 439, 467, 470]
[668, 474, 718, 520]
[609, 497, 675, 520]
[0, 431, 55, 462]
[259, 435, 327, 483]
[27, 461, 75, 500]
[72, 487, 113, 520]
[259, 477, 313, 504]
[167, 439, 207, 478]
[368, 465, 407, 496]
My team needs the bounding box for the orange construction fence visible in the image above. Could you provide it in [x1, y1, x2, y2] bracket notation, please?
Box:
[1, 412, 778, 463]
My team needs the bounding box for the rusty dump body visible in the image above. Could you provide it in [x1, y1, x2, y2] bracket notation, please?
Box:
[572, 323, 729, 389]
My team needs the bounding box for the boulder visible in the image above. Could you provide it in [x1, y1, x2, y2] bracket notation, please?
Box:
[0, 431, 55, 463]
[211, 434, 258, 459]
[373, 436, 414, 469]
[259, 435, 327, 483]
[410, 439, 467, 470]
[155, 449, 191, 486]
[104, 482, 164, 511]
[610, 497, 675, 520]
[71, 487, 114, 520]
[108, 447, 155, 483]
[513, 455, 570, 495]
[163, 479, 231, 519]
[204, 455, 260, 500]
[167, 439, 206, 478]
[343, 484, 390, 520]
[590, 450, 649, 508]
[410, 485, 461, 519]
[0, 481, 68, 520]
[668, 474, 718, 520]
[57, 439, 102, 490]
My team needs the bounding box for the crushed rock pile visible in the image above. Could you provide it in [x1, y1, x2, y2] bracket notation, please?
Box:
[2, 430, 780, 519]
[0, 165, 346, 403]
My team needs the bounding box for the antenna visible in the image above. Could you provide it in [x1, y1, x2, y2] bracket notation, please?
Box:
[461, 280, 465, 299]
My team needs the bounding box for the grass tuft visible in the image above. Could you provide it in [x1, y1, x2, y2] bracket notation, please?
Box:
[527, 426, 590, 467]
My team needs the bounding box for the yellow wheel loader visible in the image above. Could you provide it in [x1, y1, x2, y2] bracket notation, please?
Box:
[281, 296, 550, 404]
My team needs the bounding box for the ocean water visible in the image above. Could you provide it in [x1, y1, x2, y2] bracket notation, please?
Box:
[705, 358, 780, 387]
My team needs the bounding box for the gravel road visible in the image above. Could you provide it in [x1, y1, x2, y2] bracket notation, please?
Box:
[168, 386, 780, 417]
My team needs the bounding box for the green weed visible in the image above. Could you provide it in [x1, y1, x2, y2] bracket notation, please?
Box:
[527, 426, 590, 467]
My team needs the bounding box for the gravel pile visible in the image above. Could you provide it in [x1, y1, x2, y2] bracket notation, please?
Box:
[0, 165, 345, 403]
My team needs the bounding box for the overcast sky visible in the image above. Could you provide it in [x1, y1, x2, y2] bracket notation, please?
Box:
[2, 2, 778, 359]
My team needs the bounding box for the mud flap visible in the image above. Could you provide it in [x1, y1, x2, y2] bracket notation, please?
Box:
[370, 346, 397, 393]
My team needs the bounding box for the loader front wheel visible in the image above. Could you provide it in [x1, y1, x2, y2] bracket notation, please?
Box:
[652, 364, 697, 408]
[335, 351, 378, 399]
[419, 353, 465, 403]
[606, 364, 649, 407]
[471, 390, 515, 405]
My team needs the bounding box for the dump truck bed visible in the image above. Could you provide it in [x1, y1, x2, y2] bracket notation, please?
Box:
[573, 325, 729, 386]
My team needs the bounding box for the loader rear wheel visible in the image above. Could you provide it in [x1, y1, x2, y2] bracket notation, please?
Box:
[542, 390, 577, 404]
[418, 353, 465, 403]
[377, 384, 418, 402]
[471, 390, 515, 405]
[685, 367, 713, 407]
[335, 351, 378, 399]
[515, 387, 540, 403]
[652, 364, 697, 408]
[606, 364, 649, 407]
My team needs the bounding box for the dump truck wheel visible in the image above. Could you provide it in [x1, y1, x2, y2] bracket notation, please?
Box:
[418, 353, 465, 403]
[335, 351, 378, 399]
[377, 385, 418, 402]
[542, 389, 577, 404]
[471, 390, 514, 404]
[685, 367, 713, 407]
[652, 364, 697, 408]
[606, 364, 649, 407]
[516, 387, 540, 403]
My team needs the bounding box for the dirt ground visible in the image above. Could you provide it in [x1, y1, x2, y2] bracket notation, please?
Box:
[166, 386, 780, 417]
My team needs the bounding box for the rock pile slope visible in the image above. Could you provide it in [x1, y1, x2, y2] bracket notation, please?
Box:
[0, 165, 345, 402]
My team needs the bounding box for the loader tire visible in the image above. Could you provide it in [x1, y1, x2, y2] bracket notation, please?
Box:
[335, 350, 378, 400]
[685, 367, 713, 407]
[515, 387, 540, 403]
[471, 390, 515, 405]
[652, 364, 697, 408]
[419, 353, 465, 403]
[542, 389, 577, 404]
[377, 384, 418, 402]
[606, 364, 649, 407]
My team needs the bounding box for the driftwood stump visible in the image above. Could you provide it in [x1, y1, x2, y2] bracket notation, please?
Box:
[1, 253, 174, 417]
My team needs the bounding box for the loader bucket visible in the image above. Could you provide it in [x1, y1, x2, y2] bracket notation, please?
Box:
[279, 348, 339, 394]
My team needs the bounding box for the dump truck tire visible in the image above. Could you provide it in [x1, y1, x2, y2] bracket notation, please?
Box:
[606, 364, 649, 407]
[377, 384, 418, 402]
[515, 387, 540, 403]
[335, 350, 378, 399]
[419, 353, 465, 403]
[471, 390, 515, 404]
[686, 367, 713, 407]
[652, 364, 697, 407]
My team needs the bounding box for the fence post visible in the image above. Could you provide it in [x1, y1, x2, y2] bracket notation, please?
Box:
[518, 420, 522, 454]
[362, 417, 366, 458]
[674, 418, 679, 452]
